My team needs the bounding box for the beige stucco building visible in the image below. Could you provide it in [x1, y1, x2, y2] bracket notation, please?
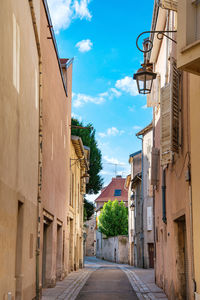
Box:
[69, 136, 90, 271]
[39, 0, 73, 293]
[0, 0, 40, 299]
[144, 1, 193, 299]
[128, 151, 142, 267]
[136, 124, 154, 269]
[0, 0, 74, 298]
[177, 1, 200, 299]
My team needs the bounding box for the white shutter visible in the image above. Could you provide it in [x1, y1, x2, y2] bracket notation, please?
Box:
[147, 207, 153, 231]
[159, 0, 177, 11]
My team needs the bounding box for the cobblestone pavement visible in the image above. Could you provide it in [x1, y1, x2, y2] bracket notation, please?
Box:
[42, 257, 168, 300]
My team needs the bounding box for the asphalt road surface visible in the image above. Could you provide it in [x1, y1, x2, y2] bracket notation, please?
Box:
[76, 266, 138, 300]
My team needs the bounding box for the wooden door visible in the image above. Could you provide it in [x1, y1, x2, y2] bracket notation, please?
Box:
[148, 243, 154, 268]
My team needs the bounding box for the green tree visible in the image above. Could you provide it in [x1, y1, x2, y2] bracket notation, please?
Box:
[98, 200, 128, 237]
[84, 198, 95, 221]
[71, 118, 103, 194]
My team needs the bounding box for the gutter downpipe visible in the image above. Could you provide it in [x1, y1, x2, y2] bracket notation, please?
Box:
[28, 1, 43, 299]
[165, 10, 170, 85]
[162, 169, 167, 224]
[136, 135, 144, 268]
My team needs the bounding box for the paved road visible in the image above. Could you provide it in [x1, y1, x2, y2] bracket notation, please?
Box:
[76, 266, 138, 300]
[42, 257, 167, 299]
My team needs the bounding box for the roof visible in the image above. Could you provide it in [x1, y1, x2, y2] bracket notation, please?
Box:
[95, 176, 128, 204]
[60, 58, 69, 64]
[129, 150, 142, 159]
[60, 58, 74, 69]
[125, 174, 131, 189]
[71, 135, 89, 170]
[42, 0, 74, 97]
[136, 122, 153, 136]
[131, 172, 142, 188]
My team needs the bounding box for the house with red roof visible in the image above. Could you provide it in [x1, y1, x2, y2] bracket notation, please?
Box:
[95, 175, 128, 210]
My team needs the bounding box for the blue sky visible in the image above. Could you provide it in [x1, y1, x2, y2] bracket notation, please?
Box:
[48, 0, 154, 200]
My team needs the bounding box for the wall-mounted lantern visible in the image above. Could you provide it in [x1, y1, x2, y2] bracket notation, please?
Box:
[133, 31, 177, 94]
[130, 192, 135, 211]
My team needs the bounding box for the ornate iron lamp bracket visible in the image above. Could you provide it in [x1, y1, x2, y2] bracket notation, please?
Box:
[136, 30, 177, 53]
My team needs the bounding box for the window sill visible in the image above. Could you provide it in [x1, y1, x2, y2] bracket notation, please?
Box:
[181, 39, 200, 53]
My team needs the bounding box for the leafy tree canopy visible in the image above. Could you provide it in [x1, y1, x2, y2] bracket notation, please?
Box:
[98, 200, 128, 237]
[84, 198, 95, 221]
[71, 118, 103, 194]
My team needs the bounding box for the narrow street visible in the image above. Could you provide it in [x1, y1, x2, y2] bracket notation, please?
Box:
[76, 267, 137, 300]
[42, 257, 168, 300]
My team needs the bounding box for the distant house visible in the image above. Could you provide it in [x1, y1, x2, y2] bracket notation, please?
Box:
[95, 175, 128, 210]
[95, 175, 128, 259]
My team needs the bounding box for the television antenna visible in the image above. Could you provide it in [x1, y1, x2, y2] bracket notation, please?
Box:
[102, 162, 126, 177]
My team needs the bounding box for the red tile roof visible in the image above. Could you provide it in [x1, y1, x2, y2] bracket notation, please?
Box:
[95, 176, 128, 204]
[60, 58, 69, 64]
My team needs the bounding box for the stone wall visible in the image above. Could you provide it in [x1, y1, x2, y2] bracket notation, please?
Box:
[85, 215, 96, 256]
[97, 235, 128, 264]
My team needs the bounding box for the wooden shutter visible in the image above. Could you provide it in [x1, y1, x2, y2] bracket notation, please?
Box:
[151, 148, 160, 185]
[171, 59, 180, 153]
[159, 0, 177, 11]
[160, 60, 181, 166]
[147, 75, 161, 107]
[160, 84, 172, 165]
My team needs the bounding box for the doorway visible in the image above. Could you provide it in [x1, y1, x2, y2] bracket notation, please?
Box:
[148, 243, 154, 268]
[175, 216, 188, 300]
[42, 217, 52, 287]
[15, 201, 24, 300]
[56, 224, 62, 280]
[69, 219, 74, 272]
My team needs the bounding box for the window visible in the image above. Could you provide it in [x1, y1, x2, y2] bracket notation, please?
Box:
[13, 14, 20, 93]
[159, 0, 177, 11]
[114, 189, 121, 196]
[177, 0, 200, 75]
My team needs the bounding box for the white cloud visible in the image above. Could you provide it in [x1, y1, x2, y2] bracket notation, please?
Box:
[74, 0, 92, 20]
[47, 0, 73, 33]
[133, 125, 142, 130]
[109, 88, 121, 98]
[71, 112, 82, 121]
[141, 104, 147, 109]
[73, 92, 105, 107]
[86, 192, 100, 203]
[99, 127, 125, 138]
[103, 156, 125, 166]
[99, 88, 121, 100]
[115, 76, 138, 96]
[76, 39, 93, 52]
[72, 74, 138, 108]
[47, 0, 92, 33]
[72, 86, 122, 108]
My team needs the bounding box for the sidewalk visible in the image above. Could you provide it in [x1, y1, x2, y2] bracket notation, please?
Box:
[122, 267, 168, 300]
[42, 257, 168, 300]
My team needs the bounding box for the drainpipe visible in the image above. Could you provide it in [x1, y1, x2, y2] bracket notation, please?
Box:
[136, 135, 144, 268]
[165, 10, 170, 85]
[28, 1, 43, 299]
[162, 169, 167, 224]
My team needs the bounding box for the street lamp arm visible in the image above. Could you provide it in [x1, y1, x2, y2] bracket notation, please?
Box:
[136, 30, 177, 53]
